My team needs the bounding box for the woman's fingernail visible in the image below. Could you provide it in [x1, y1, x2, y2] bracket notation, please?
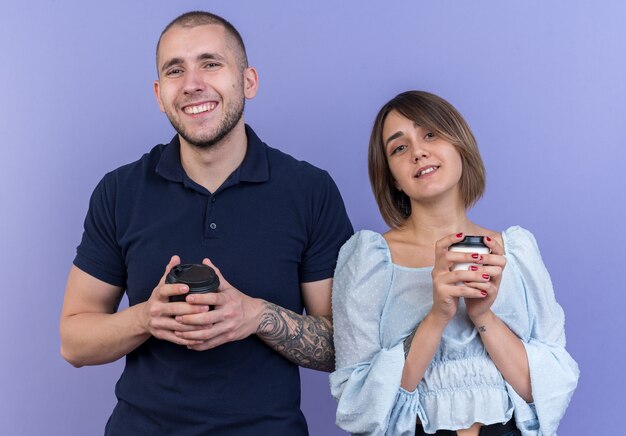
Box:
[456, 232, 463, 238]
[485, 236, 492, 242]
[482, 274, 490, 280]
[469, 266, 479, 271]
[481, 291, 487, 297]
[471, 253, 479, 259]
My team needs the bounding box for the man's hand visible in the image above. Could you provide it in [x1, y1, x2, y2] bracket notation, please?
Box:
[173, 258, 264, 350]
[174, 259, 335, 371]
[141, 255, 214, 347]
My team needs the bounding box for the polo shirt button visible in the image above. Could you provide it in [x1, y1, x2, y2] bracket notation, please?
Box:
[211, 197, 216, 203]
[209, 222, 217, 230]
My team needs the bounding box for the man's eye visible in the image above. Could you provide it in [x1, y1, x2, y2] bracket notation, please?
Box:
[166, 68, 183, 76]
[390, 145, 407, 156]
[204, 62, 220, 69]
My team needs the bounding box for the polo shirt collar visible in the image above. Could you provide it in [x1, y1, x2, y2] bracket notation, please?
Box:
[155, 135, 184, 183]
[239, 124, 269, 183]
[155, 124, 269, 184]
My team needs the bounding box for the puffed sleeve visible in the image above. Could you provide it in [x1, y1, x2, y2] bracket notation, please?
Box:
[330, 230, 409, 435]
[504, 227, 579, 436]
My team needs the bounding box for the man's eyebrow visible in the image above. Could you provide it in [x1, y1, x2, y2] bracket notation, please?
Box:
[160, 57, 184, 74]
[385, 131, 404, 147]
[197, 52, 226, 62]
[160, 53, 227, 74]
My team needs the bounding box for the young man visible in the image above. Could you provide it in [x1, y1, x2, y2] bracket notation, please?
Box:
[60, 11, 352, 435]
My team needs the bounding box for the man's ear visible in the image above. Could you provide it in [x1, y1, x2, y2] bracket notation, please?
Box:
[154, 80, 165, 113]
[243, 67, 259, 99]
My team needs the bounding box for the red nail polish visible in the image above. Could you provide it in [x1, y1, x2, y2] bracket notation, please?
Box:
[469, 266, 478, 271]
[482, 274, 490, 280]
[481, 291, 487, 297]
[456, 232, 463, 238]
[485, 236, 492, 242]
[471, 253, 479, 259]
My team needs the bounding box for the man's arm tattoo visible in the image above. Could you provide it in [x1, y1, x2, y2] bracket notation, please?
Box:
[256, 302, 335, 372]
[403, 327, 418, 358]
[478, 325, 487, 333]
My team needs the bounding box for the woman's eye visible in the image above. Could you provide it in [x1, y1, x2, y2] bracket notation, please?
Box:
[390, 145, 407, 156]
[425, 132, 436, 140]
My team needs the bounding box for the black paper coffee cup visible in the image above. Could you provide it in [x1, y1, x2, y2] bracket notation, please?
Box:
[166, 263, 220, 302]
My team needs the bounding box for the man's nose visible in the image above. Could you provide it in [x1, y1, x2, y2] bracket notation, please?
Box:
[183, 70, 205, 94]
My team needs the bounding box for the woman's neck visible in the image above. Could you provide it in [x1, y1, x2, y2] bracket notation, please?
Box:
[399, 198, 478, 246]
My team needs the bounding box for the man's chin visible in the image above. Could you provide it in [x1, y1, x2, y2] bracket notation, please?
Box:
[175, 129, 222, 149]
[185, 130, 243, 150]
[169, 106, 243, 150]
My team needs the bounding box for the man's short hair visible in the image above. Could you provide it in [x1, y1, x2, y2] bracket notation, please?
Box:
[156, 11, 248, 72]
[368, 90, 486, 228]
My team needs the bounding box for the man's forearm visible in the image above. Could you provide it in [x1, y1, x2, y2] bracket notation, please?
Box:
[256, 301, 335, 372]
[60, 305, 150, 367]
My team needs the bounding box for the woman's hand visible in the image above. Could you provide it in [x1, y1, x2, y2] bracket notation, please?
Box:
[430, 233, 491, 324]
[463, 236, 507, 324]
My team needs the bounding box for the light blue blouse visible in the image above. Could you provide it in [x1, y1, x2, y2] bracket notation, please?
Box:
[330, 227, 579, 436]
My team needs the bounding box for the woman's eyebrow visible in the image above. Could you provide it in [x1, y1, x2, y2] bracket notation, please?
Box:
[385, 131, 404, 146]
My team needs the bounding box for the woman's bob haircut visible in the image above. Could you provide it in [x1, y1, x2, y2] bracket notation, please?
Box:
[368, 90, 486, 228]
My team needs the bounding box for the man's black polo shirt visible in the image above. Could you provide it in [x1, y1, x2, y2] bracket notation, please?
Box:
[74, 125, 353, 435]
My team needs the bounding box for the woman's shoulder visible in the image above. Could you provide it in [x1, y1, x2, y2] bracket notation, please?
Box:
[340, 229, 388, 255]
[336, 230, 392, 270]
[502, 226, 541, 256]
[333, 230, 394, 303]
[500, 226, 553, 280]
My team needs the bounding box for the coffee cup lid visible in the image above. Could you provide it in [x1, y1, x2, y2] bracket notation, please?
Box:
[450, 235, 488, 248]
[165, 264, 220, 292]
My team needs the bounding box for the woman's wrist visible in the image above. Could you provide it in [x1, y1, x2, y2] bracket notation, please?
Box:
[404, 312, 447, 359]
[425, 309, 452, 330]
[470, 309, 496, 331]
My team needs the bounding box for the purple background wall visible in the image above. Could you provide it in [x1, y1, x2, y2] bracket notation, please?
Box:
[1, 1, 623, 434]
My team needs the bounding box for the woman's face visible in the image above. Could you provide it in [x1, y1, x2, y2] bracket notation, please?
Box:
[382, 110, 463, 205]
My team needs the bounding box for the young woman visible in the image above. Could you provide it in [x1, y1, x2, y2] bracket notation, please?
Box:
[330, 91, 578, 436]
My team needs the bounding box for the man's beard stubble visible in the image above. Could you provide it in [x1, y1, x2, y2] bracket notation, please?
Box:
[168, 98, 245, 150]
